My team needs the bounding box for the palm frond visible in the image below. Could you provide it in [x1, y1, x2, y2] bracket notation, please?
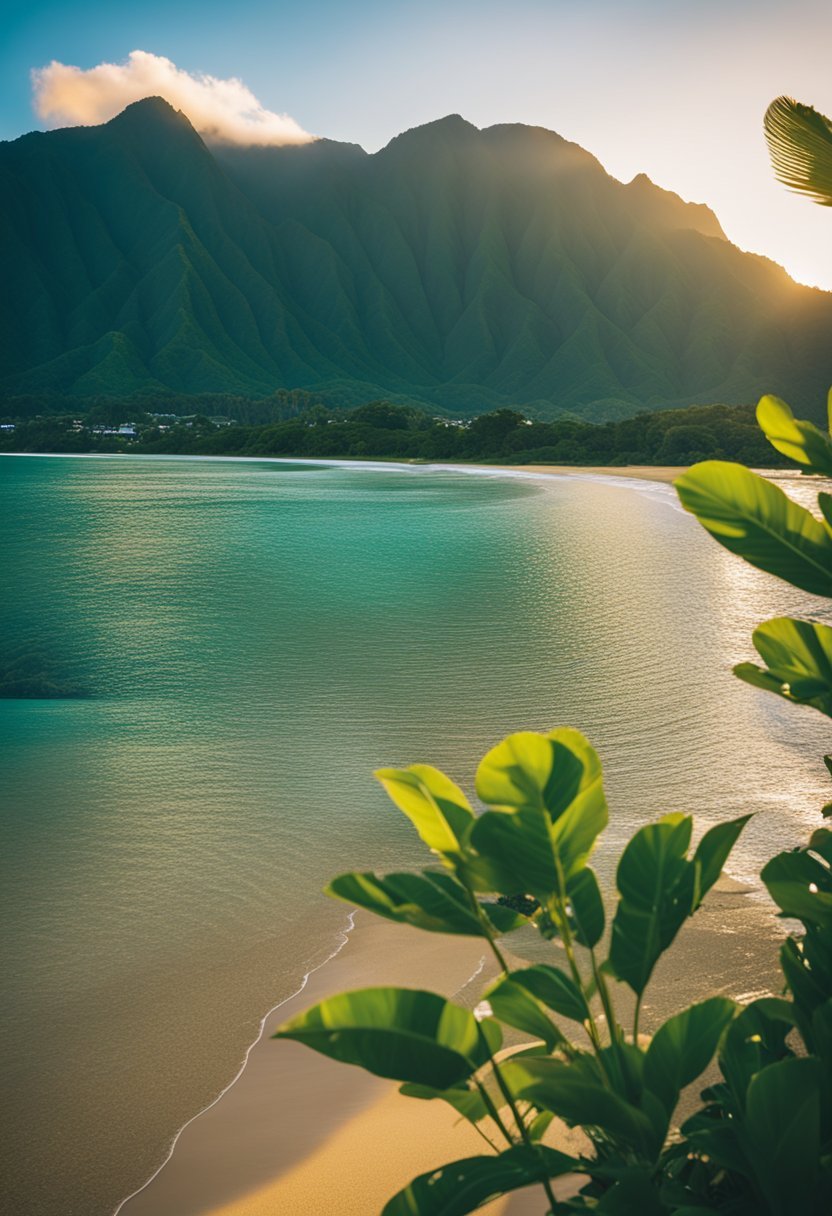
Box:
[764, 95, 832, 207]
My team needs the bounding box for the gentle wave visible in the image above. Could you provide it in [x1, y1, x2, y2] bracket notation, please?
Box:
[113, 910, 358, 1215]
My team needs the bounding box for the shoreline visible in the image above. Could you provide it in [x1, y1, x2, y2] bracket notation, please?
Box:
[2, 450, 804, 489]
[120, 880, 783, 1216]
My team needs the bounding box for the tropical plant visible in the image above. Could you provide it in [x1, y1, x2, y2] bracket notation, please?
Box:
[273, 714, 832, 1212]
[764, 96, 832, 207]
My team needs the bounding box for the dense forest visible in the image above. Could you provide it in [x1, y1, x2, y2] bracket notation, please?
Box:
[0, 396, 789, 467]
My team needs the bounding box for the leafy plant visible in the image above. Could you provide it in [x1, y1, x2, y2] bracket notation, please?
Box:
[272, 396, 832, 1212]
[764, 96, 832, 207]
[274, 716, 832, 1212]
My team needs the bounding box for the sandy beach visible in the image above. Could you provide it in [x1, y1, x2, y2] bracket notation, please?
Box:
[485, 464, 685, 484]
[121, 874, 783, 1216]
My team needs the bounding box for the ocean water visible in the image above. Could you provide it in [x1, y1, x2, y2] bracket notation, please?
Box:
[2, 453, 830, 1216]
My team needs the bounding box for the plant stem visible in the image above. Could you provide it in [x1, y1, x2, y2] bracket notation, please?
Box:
[486, 1044, 559, 1214]
[475, 1078, 514, 1146]
[467, 888, 510, 973]
[632, 992, 643, 1044]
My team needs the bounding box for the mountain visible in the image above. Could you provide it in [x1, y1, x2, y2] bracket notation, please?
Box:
[1, 98, 830, 419]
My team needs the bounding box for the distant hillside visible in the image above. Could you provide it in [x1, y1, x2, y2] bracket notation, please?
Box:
[2, 98, 830, 420]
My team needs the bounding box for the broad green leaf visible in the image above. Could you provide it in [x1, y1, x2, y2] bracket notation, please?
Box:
[594, 1168, 668, 1214]
[756, 394, 832, 475]
[764, 95, 832, 208]
[734, 617, 832, 716]
[374, 765, 474, 859]
[762, 850, 832, 928]
[811, 998, 832, 1076]
[743, 1057, 822, 1216]
[475, 731, 563, 812]
[566, 867, 605, 948]
[675, 461, 832, 596]
[398, 1082, 488, 1125]
[326, 870, 526, 937]
[501, 964, 591, 1024]
[643, 997, 737, 1124]
[682, 1118, 752, 1176]
[485, 975, 567, 1052]
[780, 936, 830, 1048]
[609, 814, 749, 997]
[821, 491, 832, 532]
[469, 807, 558, 901]
[810, 827, 832, 863]
[381, 1145, 581, 1216]
[480, 901, 529, 933]
[476, 729, 607, 850]
[608, 814, 694, 996]
[505, 1057, 660, 1158]
[692, 815, 752, 903]
[326, 870, 483, 935]
[274, 987, 498, 1088]
[719, 997, 795, 1108]
[469, 729, 607, 900]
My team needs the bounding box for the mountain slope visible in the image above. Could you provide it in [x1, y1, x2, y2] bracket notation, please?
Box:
[2, 99, 830, 419]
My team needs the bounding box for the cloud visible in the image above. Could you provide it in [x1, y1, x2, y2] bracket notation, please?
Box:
[31, 50, 315, 146]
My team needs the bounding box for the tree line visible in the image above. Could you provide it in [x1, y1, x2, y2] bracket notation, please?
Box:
[0, 399, 790, 468]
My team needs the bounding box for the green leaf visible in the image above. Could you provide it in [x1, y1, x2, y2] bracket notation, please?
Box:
[643, 997, 737, 1125]
[566, 867, 605, 948]
[274, 987, 498, 1088]
[469, 808, 558, 902]
[326, 870, 482, 935]
[485, 975, 567, 1052]
[764, 95, 832, 208]
[326, 870, 527, 938]
[609, 813, 750, 997]
[719, 997, 795, 1108]
[692, 815, 753, 902]
[810, 827, 832, 863]
[381, 1145, 581, 1216]
[398, 1082, 488, 1126]
[469, 729, 607, 901]
[502, 964, 591, 1024]
[743, 1057, 822, 1216]
[505, 1057, 660, 1158]
[734, 617, 832, 716]
[756, 394, 832, 475]
[594, 1168, 668, 1214]
[675, 461, 832, 596]
[475, 728, 596, 816]
[374, 765, 474, 859]
[479, 901, 529, 934]
[780, 936, 831, 1048]
[762, 850, 832, 928]
[608, 814, 693, 997]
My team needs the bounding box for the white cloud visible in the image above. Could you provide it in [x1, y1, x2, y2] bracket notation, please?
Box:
[31, 50, 315, 146]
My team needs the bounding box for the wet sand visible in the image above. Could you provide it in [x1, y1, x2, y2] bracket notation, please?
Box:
[484, 463, 684, 483]
[122, 875, 782, 1216]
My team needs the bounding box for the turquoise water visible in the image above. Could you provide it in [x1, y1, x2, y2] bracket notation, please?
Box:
[2, 454, 830, 1216]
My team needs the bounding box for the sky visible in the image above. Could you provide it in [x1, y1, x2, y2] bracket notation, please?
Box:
[2, 0, 831, 288]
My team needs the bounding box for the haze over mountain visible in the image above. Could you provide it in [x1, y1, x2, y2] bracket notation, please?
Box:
[2, 97, 830, 419]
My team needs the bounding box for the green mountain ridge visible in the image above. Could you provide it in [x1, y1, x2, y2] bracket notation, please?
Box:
[2, 97, 830, 419]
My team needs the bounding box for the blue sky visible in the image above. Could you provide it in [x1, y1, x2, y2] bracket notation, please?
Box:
[3, 0, 831, 289]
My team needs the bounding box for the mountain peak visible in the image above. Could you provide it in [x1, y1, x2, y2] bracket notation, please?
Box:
[625, 172, 726, 241]
[380, 113, 480, 154]
[107, 96, 195, 133]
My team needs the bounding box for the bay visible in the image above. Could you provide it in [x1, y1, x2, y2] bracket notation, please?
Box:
[2, 453, 829, 1215]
